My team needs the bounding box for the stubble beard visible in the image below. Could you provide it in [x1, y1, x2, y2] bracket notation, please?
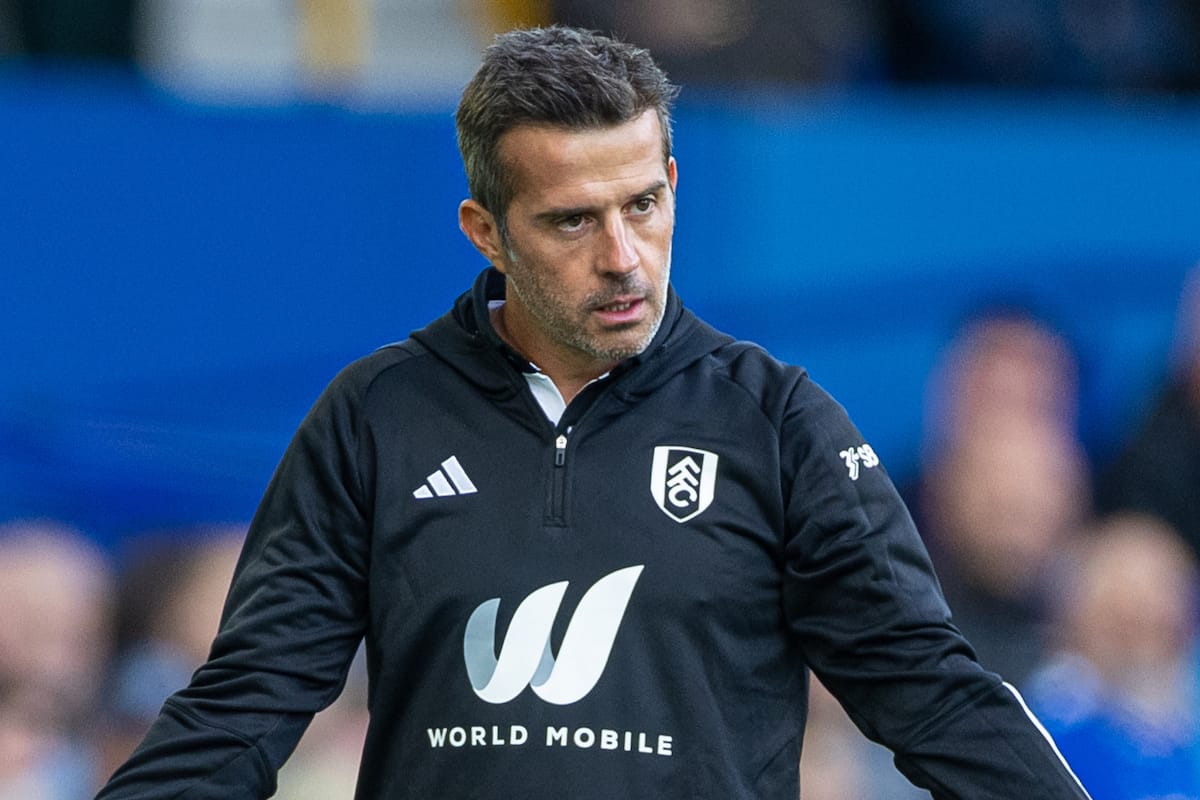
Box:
[504, 248, 671, 364]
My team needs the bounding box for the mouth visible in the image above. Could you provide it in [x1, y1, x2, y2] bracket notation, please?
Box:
[593, 296, 645, 325]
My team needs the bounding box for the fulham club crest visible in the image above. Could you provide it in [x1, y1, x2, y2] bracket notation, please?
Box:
[650, 446, 718, 523]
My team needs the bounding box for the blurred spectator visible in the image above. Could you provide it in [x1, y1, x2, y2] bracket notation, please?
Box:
[552, 0, 888, 88]
[0, 519, 116, 800]
[98, 527, 245, 782]
[96, 525, 370, 796]
[1028, 512, 1200, 798]
[801, 677, 930, 799]
[920, 302, 1081, 454]
[915, 306, 1091, 686]
[272, 647, 370, 800]
[886, 0, 1200, 94]
[1100, 265, 1200, 560]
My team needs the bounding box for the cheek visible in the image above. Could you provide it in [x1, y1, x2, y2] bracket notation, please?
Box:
[640, 219, 675, 259]
[524, 246, 604, 296]
[507, 249, 579, 306]
[507, 228, 572, 271]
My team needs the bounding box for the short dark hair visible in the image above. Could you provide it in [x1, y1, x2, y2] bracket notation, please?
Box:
[455, 26, 679, 237]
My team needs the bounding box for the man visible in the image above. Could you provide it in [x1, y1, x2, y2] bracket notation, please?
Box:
[97, 26, 1090, 799]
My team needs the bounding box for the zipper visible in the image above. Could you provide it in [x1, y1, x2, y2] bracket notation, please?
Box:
[542, 373, 618, 527]
[548, 432, 569, 526]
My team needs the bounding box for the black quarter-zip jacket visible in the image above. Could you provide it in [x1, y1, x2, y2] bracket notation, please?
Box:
[97, 268, 1090, 799]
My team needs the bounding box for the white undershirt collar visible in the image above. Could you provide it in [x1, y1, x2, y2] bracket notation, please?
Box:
[489, 299, 605, 425]
[523, 370, 568, 425]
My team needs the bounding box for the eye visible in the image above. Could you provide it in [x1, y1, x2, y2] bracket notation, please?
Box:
[630, 196, 656, 215]
[557, 214, 587, 232]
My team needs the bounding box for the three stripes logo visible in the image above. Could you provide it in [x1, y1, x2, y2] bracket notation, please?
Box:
[462, 565, 644, 706]
[413, 456, 477, 499]
[650, 446, 718, 523]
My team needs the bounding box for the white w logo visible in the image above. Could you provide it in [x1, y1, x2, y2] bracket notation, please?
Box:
[462, 565, 644, 705]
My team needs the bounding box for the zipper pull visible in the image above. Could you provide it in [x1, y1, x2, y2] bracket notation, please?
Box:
[555, 434, 568, 466]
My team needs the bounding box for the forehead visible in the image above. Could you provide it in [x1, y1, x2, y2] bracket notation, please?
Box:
[499, 111, 667, 209]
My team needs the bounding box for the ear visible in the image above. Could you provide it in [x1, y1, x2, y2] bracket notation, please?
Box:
[668, 156, 678, 192]
[459, 199, 508, 273]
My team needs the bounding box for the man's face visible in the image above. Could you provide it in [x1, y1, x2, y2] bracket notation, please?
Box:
[474, 110, 677, 376]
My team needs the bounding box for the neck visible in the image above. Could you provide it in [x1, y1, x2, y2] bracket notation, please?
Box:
[488, 304, 614, 405]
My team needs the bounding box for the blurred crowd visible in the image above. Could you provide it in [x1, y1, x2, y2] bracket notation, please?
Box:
[803, 264, 1200, 799]
[3, 2, 1200, 799]
[0, 520, 369, 799]
[0, 0, 1199, 99]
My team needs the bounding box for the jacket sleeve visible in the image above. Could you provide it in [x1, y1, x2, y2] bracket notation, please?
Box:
[779, 377, 1090, 800]
[96, 369, 373, 800]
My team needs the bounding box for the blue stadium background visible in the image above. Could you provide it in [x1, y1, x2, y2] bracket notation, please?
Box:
[3, 66, 1198, 551]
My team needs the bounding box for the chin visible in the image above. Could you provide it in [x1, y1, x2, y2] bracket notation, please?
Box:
[596, 330, 656, 361]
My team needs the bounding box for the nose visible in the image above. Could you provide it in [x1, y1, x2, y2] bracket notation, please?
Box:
[599, 216, 639, 275]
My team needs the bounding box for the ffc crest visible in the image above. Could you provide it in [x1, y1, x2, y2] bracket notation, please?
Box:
[650, 446, 718, 523]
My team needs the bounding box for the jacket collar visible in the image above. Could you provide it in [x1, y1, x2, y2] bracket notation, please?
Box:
[413, 267, 734, 399]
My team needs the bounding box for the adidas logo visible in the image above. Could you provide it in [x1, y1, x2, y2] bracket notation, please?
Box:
[413, 456, 478, 499]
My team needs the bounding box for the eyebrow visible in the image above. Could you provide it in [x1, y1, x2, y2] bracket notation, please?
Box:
[534, 180, 670, 225]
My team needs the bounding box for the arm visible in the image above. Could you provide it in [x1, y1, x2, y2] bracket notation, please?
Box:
[780, 378, 1089, 800]
[97, 369, 373, 800]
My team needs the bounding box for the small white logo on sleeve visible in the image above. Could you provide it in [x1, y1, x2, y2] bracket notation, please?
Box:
[839, 443, 880, 480]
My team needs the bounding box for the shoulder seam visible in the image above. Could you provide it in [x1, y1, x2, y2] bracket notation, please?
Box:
[706, 341, 805, 437]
